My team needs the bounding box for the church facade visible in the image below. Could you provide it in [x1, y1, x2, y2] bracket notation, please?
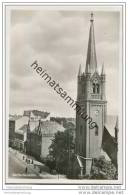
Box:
[76, 13, 107, 174]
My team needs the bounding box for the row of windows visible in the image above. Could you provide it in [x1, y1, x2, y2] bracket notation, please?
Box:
[81, 83, 100, 95]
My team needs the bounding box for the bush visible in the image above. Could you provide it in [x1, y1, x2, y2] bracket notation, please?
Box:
[90, 157, 117, 180]
[44, 156, 56, 173]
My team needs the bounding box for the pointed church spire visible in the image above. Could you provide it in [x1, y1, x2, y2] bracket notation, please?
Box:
[78, 64, 82, 76]
[85, 63, 90, 74]
[115, 116, 119, 130]
[85, 13, 97, 73]
[101, 63, 105, 75]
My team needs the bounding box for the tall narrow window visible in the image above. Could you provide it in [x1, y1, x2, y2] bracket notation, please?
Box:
[96, 84, 100, 93]
[93, 83, 95, 93]
[95, 125, 98, 136]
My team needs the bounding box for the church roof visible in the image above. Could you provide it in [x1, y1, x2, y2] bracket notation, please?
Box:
[9, 115, 22, 121]
[40, 121, 65, 136]
[105, 115, 118, 137]
[102, 126, 117, 167]
[103, 115, 118, 166]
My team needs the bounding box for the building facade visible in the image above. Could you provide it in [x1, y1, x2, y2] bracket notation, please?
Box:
[9, 116, 28, 151]
[76, 14, 107, 174]
[40, 121, 65, 159]
[9, 111, 66, 160]
[24, 118, 65, 160]
[25, 119, 42, 160]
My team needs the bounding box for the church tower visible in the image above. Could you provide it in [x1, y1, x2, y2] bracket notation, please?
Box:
[76, 13, 107, 174]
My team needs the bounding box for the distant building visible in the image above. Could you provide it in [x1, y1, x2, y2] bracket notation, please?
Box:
[25, 119, 42, 159]
[9, 115, 28, 151]
[9, 119, 15, 146]
[50, 117, 76, 141]
[40, 121, 65, 159]
[25, 119, 65, 159]
[23, 110, 50, 121]
[9, 111, 66, 159]
[50, 117, 75, 127]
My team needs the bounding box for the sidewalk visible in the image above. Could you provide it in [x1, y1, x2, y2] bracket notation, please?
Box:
[9, 148, 43, 177]
[9, 148, 66, 179]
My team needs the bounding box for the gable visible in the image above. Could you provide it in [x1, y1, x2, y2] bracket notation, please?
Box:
[91, 71, 101, 82]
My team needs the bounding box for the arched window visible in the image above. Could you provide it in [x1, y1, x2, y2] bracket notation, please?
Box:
[95, 125, 98, 136]
[93, 83, 95, 93]
[96, 84, 100, 93]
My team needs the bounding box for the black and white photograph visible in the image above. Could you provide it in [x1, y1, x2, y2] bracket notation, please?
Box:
[2, 2, 126, 189]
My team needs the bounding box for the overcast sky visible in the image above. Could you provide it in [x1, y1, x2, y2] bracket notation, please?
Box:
[9, 9, 120, 117]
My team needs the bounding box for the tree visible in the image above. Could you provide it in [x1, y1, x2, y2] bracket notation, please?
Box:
[48, 129, 75, 175]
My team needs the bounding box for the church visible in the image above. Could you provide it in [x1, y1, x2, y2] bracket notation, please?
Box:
[75, 13, 118, 177]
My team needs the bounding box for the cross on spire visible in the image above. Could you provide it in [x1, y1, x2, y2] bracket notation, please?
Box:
[90, 12, 94, 22]
[78, 64, 82, 76]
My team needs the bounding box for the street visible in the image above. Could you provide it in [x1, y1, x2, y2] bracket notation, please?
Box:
[9, 149, 42, 178]
[8, 148, 66, 179]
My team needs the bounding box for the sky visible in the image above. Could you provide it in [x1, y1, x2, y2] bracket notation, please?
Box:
[9, 8, 120, 117]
